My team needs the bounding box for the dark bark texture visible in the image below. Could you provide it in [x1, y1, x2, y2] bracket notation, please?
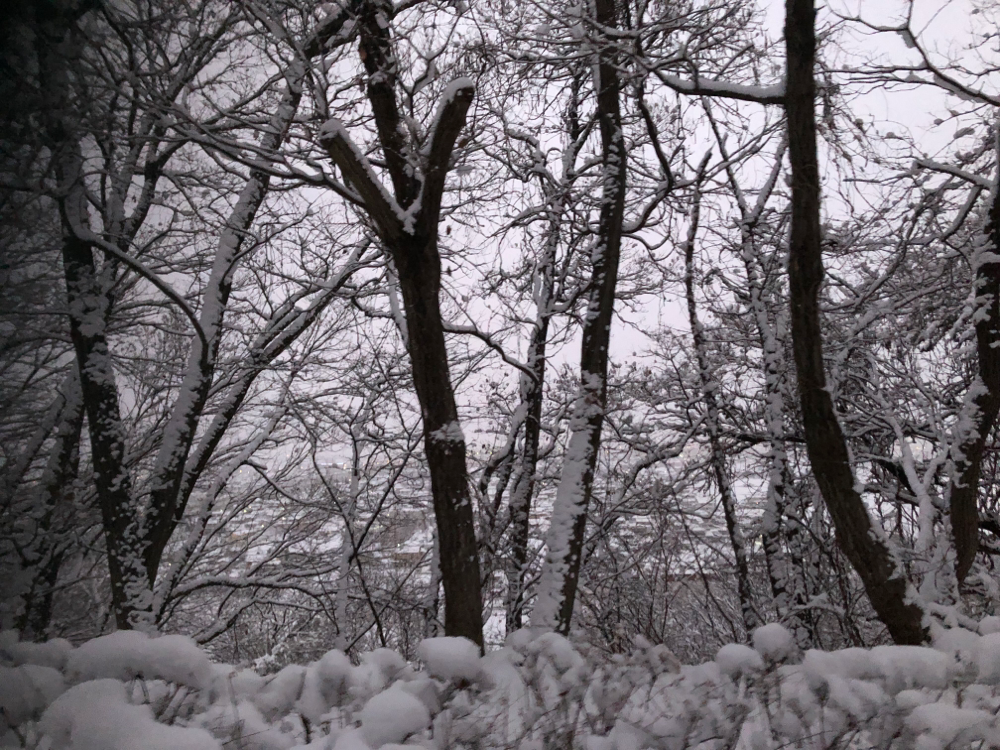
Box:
[321, 0, 484, 647]
[784, 0, 927, 645]
[949, 183, 1000, 584]
[62, 236, 149, 629]
[544, 0, 628, 635]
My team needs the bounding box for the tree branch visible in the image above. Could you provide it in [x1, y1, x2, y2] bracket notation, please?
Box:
[320, 120, 406, 243]
[418, 79, 474, 233]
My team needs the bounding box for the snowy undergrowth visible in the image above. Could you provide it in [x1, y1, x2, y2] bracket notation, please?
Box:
[3, 624, 1000, 749]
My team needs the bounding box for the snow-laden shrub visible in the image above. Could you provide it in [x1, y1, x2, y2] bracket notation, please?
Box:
[3, 626, 1000, 749]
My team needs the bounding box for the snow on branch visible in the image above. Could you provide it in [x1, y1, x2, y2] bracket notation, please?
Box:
[655, 70, 786, 104]
[417, 78, 475, 234]
[320, 119, 406, 243]
[914, 158, 994, 189]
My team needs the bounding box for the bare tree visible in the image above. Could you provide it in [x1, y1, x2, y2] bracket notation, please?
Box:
[533, 0, 628, 635]
[784, 0, 926, 644]
[318, 0, 484, 647]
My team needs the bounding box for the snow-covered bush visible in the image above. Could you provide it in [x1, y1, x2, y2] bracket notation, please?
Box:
[3, 625, 1000, 749]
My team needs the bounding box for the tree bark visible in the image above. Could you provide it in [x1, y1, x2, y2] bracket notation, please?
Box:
[683, 180, 760, 636]
[505, 294, 552, 632]
[142, 60, 305, 588]
[15, 372, 84, 639]
[36, 0, 154, 629]
[713, 130, 816, 645]
[495, 74, 585, 634]
[394, 231, 485, 648]
[320, 0, 484, 647]
[948, 180, 1000, 584]
[532, 0, 627, 634]
[62, 233, 151, 629]
[143, 1, 362, 594]
[784, 0, 927, 645]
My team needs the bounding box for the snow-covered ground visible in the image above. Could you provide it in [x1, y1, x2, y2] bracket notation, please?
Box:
[4, 622, 1000, 749]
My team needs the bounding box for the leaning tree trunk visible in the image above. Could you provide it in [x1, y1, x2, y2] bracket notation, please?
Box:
[532, 0, 627, 635]
[143, 2, 364, 596]
[36, 0, 151, 631]
[784, 0, 927, 645]
[15, 372, 84, 639]
[505, 274, 553, 632]
[142, 56, 306, 589]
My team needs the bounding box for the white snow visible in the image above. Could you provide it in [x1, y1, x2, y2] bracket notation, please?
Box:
[418, 636, 480, 682]
[358, 685, 430, 747]
[11, 627, 1000, 750]
[979, 616, 1000, 634]
[209, 663, 266, 704]
[197, 699, 290, 750]
[297, 648, 352, 721]
[65, 630, 213, 690]
[427, 420, 465, 444]
[442, 76, 474, 100]
[40, 679, 221, 750]
[906, 704, 995, 746]
[975, 632, 1000, 683]
[253, 664, 306, 721]
[332, 728, 371, 750]
[933, 625, 979, 662]
[2, 636, 74, 670]
[0, 664, 65, 727]
[351, 648, 408, 699]
[752, 623, 796, 662]
[715, 643, 764, 677]
[655, 71, 785, 102]
[869, 645, 952, 693]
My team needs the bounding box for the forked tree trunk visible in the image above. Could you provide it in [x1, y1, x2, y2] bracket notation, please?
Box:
[50, 4, 358, 629]
[320, 0, 484, 647]
[784, 0, 927, 645]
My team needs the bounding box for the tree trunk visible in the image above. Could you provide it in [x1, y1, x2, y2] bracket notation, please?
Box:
[62, 234, 151, 630]
[505, 308, 551, 632]
[784, 0, 927, 645]
[683, 182, 760, 636]
[320, 0, 484, 647]
[948, 180, 1000, 584]
[532, 0, 627, 634]
[723, 136, 815, 645]
[143, 61, 305, 588]
[500, 74, 584, 634]
[393, 232, 485, 647]
[143, 0, 364, 586]
[16, 372, 84, 639]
